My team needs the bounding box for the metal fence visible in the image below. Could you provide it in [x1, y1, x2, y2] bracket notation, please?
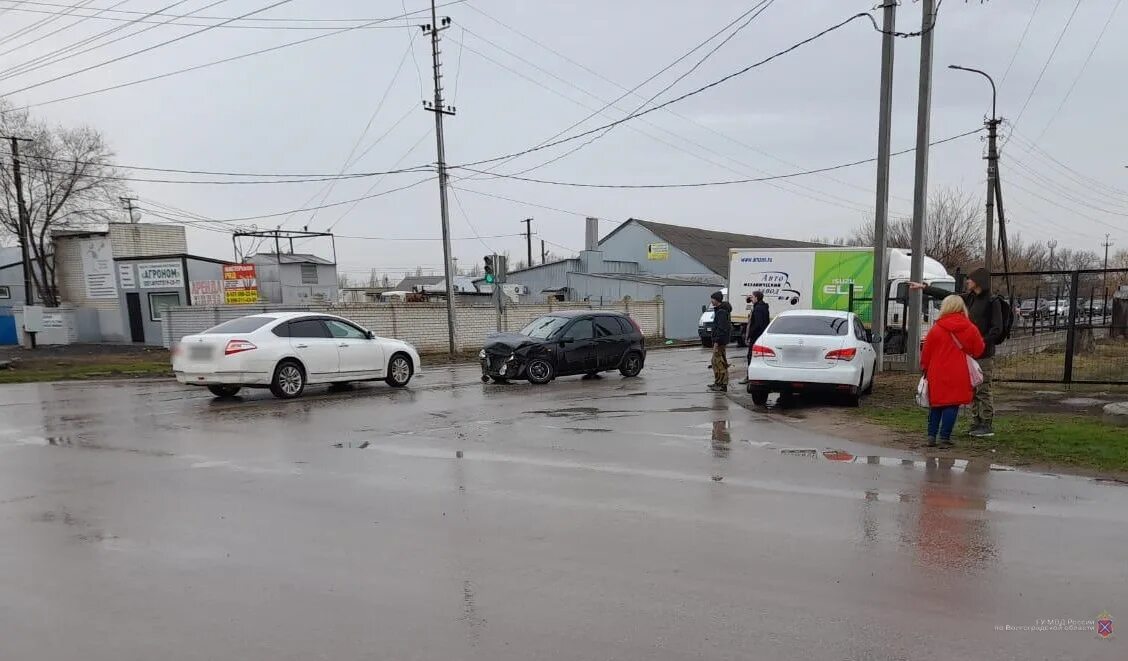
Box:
[847, 268, 1128, 384]
[987, 268, 1128, 384]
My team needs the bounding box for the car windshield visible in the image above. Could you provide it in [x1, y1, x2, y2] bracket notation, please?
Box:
[521, 316, 570, 339]
[769, 315, 849, 336]
[202, 316, 273, 334]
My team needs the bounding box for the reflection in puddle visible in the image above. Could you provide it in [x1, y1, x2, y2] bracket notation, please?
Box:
[711, 420, 731, 459]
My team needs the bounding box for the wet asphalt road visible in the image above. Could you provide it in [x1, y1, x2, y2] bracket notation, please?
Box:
[0, 348, 1124, 661]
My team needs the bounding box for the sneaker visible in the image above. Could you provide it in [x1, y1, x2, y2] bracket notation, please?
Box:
[738, 378, 751, 385]
[707, 384, 728, 393]
[966, 418, 983, 436]
[926, 436, 937, 447]
[969, 424, 995, 438]
[939, 438, 954, 448]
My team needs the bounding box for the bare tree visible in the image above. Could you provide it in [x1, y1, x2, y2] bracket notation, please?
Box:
[381, 274, 390, 288]
[337, 273, 352, 288]
[849, 187, 982, 273]
[0, 101, 122, 305]
[366, 268, 379, 288]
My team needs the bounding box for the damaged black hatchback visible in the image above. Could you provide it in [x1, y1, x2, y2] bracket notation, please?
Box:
[479, 311, 646, 385]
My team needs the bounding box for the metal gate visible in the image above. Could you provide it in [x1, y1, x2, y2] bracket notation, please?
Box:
[0, 305, 17, 345]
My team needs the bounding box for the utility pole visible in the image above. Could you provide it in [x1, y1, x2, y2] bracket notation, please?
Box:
[871, 0, 896, 372]
[521, 217, 533, 267]
[120, 196, 138, 223]
[421, 0, 457, 356]
[1102, 234, 1114, 294]
[5, 136, 35, 306]
[541, 239, 546, 265]
[994, 169, 1013, 297]
[907, 0, 937, 371]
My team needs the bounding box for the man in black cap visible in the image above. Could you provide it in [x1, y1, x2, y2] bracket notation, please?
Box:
[910, 267, 1003, 437]
[739, 291, 770, 385]
[708, 291, 732, 392]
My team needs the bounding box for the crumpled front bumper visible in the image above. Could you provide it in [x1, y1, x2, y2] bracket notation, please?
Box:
[480, 351, 526, 379]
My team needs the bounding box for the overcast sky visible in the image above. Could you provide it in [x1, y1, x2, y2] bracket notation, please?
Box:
[4, 0, 1125, 280]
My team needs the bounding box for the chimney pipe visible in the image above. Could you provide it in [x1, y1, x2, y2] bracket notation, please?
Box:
[585, 217, 599, 251]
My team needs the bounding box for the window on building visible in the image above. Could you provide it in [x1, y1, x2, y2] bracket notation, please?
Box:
[0, 285, 10, 299]
[148, 292, 181, 322]
[300, 264, 318, 284]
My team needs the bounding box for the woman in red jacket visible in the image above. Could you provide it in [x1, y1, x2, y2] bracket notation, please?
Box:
[920, 295, 986, 447]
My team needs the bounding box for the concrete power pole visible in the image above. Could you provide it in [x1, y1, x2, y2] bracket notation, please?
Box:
[907, 0, 937, 372]
[521, 217, 533, 267]
[871, 0, 896, 372]
[422, 0, 458, 356]
[541, 239, 546, 265]
[6, 136, 34, 306]
[1102, 234, 1114, 295]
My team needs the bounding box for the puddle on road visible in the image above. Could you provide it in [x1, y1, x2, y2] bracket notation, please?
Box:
[333, 441, 370, 449]
[6, 436, 174, 457]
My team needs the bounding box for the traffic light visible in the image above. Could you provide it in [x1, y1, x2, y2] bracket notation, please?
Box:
[484, 255, 495, 284]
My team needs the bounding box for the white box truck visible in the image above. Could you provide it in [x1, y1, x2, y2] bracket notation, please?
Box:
[709, 247, 954, 353]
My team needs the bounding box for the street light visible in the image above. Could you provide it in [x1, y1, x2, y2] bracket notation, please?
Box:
[948, 65, 996, 122]
[949, 64, 1000, 275]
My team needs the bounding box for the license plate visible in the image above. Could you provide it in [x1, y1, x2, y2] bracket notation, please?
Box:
[189, 345, 214, 360]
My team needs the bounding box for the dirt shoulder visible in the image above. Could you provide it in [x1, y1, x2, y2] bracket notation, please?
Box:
[779, 371, 1128, 480]
[0, 344, 173, 383]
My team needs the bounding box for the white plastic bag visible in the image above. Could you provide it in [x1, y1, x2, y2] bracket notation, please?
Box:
[966, 355, 984, 388]
[915, 376, 930, 408]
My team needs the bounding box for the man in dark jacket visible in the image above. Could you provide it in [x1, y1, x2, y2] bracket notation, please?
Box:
[739, 291, 770, 385]
[708, 291, 732, 392]
[910, 267, 1003, 437]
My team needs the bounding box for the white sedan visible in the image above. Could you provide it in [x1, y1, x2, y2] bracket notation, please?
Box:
[745, 310, 877, 407]
[172, 312, 421, 399]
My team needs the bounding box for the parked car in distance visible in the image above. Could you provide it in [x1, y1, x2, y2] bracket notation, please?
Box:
[1018, 299, 1048, 320]
[745, 310, 877, 407]
[480, 311, 645, 384]
[172, 312, 420, 399]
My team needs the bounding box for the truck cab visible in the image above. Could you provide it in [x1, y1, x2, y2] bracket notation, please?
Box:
[697, 288, 747, 348]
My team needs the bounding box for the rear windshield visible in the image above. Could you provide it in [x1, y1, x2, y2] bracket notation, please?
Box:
[769, 315, 849, 336]
[203, 316, 273, 334]
[521, 316, 570, 339]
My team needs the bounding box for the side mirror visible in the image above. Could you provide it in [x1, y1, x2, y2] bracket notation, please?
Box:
[560, 337, 575, 345]
[366, 330, 376, 340]
[895, 282, 910, 303]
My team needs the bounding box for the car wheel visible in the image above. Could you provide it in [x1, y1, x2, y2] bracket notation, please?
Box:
[526, 358, 554, 385]
[619, 351, 643, 377]
[270, 360, 305, 399]
[385, 353, 413, 388]
[207, 385, 241, 398]
[845, 373, 863, 407]
[701, 337, 714, 348]
[749, 389, 769, 406]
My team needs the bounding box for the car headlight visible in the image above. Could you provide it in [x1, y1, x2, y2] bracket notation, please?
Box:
[478, 349, 486, 359]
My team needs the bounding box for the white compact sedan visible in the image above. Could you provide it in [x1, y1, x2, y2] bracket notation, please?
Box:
[745, 310, 876, 407]
[172, 312, 421, 399]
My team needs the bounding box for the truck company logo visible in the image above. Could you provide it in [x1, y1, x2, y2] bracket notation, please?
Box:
[742, 271, 802, 306]
[740, 256, 773, 263]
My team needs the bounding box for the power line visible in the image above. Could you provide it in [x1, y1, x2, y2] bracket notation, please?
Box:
[301, 34, 420, 228]
[3, 0, 294, 97]
[0, 0, 426, 23]
[463, 2, 914, 206]
[452, 128, 983, 189]
[450, 185, 597, 219]
[1004, 128, 1128, 199]
[449, 12, 882, 171]
[1005, 175, 1124, 233]
[3, 1, 468, 109]
[445, 29, 879, 214]
[0, 0, 93, 48]
[0, 0, 131, 64]
[1007, 0, 1084, 140]
[1000, 0, 1042, 86]
[489, 0, 777, 175]
[0, 0, 218, 83]
[324, 129, 435, 232]
[1032, 0, 1124, 141]
[3, 158, 432, 184]
[0, 2, 419, 29]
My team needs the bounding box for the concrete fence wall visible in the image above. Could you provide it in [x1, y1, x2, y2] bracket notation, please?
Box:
[161, 300, 665, 353]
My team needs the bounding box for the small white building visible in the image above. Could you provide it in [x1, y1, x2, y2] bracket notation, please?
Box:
[249, 253, 338, 305]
